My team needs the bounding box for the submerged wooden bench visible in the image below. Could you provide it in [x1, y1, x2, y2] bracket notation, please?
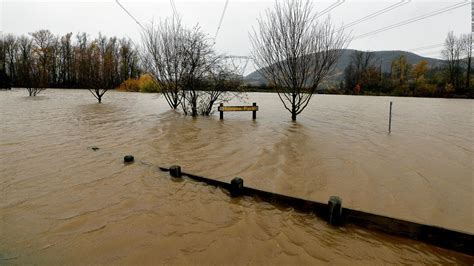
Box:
[218, 102, 258, 120]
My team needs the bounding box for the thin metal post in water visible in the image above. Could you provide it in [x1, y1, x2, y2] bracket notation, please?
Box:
[252, 102, 257, 119]
[388, 101, 392, 134]
[219, 103, 224, 120]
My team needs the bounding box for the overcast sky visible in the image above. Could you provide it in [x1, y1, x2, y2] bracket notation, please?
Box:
[1, 0, 471, 74]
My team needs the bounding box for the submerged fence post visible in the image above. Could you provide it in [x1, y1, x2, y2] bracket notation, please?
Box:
[328, 196, 342, 225]
[219, 103, 224, 120]
[388, 101, 393, 134]
[169, 165, 182, 178]
[230, 177, 244, 197]
[124, 155, 134, 163]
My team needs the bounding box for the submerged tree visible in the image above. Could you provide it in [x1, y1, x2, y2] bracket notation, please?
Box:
[250, 0, 349, 121]
[30, 29, 56, 93]
[15, 35, 44, 96]
[85, 35, 120, 103]
[142, 17, 239, 116]
[141, 18, 186, 109]
[180, 25, 218, 116]
[199, 59, 243, 116]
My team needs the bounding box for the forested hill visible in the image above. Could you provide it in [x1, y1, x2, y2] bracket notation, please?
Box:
[244, 49, 445, 85]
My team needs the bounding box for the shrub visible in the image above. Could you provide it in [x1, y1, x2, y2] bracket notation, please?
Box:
[116, 73, 160, 93]
[117, 78, 140, 92]
[138, 74, 159, 93]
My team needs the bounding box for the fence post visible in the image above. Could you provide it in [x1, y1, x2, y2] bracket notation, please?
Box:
[388, 101, 392, 134]
[220, 103, 224, 120]
[252, 102, 257, 120]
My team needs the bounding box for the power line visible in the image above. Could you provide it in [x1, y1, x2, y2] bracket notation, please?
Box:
[317, 0, 340, 14]
[341, 0, 410, 31]
[170, 0, 178, 17]
[214, 0, 230, 41]
[418, 50, 444, 57]
[115, 0, 145, 31]
[316, 0, 345, 19]
[354, 0, 470, 40]
[409, 43, 444, 52]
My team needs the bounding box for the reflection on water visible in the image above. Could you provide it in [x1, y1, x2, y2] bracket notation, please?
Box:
[1, 89, 473, 264]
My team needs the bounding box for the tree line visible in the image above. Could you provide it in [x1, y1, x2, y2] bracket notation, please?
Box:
[0, 30, 141, 100]
[341, 32, 473, 98]
[0, 24, 243, 113]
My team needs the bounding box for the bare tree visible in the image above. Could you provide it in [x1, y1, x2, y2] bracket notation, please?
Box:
[4, 34, 18, 85]
[442, 31, 463, 91]
[142, 18, 220, 116]
[16, 36, 44, 96]
[460, 33, 472, 90]
[58, 32, 74, 86]
[85, 35, 118, 103]
[141, 18, 186, 109]
[119, 38, 140, 81]
[250, 0, 349, 121]
[30, 30, 55, 91]
[0, 35, 10, 89]
[199, 59, 243, 116]
[87, 43, 108, 103]
[180, 26, 218, 117]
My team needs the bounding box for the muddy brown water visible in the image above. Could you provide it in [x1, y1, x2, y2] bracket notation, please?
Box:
[1, 89, 473, 264]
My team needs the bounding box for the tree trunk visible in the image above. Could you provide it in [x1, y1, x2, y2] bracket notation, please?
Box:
[291, 93, 297, 121]
[98, 96, 102, 103]
[467, 56, 471, 89]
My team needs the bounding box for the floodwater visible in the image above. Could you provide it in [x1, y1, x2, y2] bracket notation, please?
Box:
[1, 89, 473, 264]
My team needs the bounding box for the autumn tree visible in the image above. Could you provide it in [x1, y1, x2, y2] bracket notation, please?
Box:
[2, 29, 141, 91]
[250, 0, 349, 120]
[391, 55, 411, 85]
[411, 60, 428, 81]
[343, 51, 380, 93]
[410, 60, 430, 96]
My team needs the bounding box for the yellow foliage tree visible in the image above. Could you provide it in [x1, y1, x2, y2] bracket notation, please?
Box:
[412, 60, 428, 82]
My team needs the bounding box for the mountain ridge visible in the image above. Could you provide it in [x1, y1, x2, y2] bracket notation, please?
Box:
[244, 49, 445, 86]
